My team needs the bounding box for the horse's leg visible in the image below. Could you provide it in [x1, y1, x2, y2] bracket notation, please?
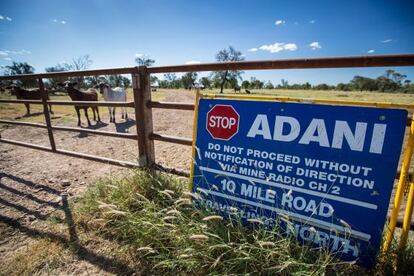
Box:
[75, 107, 81, 126]
[125, 106, 128, 120]
[24, 103, 30, 115]
[84, 108, 91, 126]
[108, 107, 112, 122]
[96, 107, 101, 122]
[121, 106, 125, 119]
[92, 106, 96, 121]
[113, 107, 116, 123]
[49, 104, 54, 114]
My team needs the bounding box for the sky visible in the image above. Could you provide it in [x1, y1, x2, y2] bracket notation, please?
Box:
[0, 0, 414, 85]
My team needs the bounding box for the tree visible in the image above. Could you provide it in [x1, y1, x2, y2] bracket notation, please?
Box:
[264, 81, 274, 89]
[241, 80, 250, 89]
[135, 55, 155, 66]
[313, 83, 332, 90]
[63, 55, 93, 87]
[212, 46, 244, 93]
[163, 73, 181, 88]
[5, 62, 36, 87]
[181, 72, 198, 89]
[200, 77, 211, 89]
[250, 77, 264, 89]
[280, 79, 288, 89]
[150, 75, 159, 86]
[350, 76, 378, 91]
[336, 83, 352, 91]
[45, 64, 67, 90]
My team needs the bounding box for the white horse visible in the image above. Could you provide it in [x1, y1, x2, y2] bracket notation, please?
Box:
[96, 83, 128, 123]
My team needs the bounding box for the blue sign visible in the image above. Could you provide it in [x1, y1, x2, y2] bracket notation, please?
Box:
[191, 97, 407, 267]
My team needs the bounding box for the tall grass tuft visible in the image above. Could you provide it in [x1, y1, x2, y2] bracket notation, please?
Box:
[75, 169, 412, 274]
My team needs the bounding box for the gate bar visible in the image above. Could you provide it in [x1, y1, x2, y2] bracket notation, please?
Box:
[399, 182, 414, 250]
[150, 133, 192, 146]
[383, 115, 414, 253]
[0, 137, 139, 168]
[0, 120, 137, 139]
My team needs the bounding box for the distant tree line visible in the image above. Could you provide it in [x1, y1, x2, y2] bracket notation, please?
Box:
[154, 69, 413, 93]
[1, 49, 413, 94]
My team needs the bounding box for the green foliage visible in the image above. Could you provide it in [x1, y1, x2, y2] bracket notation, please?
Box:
[76, 169, 371, 275]
[241, 80, 250, 89]
[45, 64, 67, 90]
[250, 77, 264, 89]
[212, 46, 245, 93]
[264, 81, 274, 89]
[159, 73, 182, 89]
[4, 62, 37, 87]
[200, 77, 211, 89]
[135, 55, 155, 66]
[181, 72, 198, 89]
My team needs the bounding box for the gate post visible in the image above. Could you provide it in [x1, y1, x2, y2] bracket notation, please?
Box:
[39, 78, 56, 151]
[132, 66, 155, 167]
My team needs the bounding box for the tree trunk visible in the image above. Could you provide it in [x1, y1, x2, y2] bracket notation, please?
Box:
[220, 71, 228, 93]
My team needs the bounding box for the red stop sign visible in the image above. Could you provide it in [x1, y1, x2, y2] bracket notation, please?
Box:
[206, 104, 240, 140]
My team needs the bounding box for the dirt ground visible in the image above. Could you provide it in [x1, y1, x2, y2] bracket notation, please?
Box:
[0, 89, 413, 274]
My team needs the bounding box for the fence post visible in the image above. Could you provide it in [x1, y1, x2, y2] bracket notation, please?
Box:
[132, 66, 155, 167]
[38, 78, 56, 151]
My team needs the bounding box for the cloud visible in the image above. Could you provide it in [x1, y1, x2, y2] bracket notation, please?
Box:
[53, 19, 66, 25]
[4, 57, 12, 61]
[275, 20, 285, 25]
[135, 53, 144, 58]
[309, 41, 321, 50]
[0, 15, 12, 21]
[185, 60, 201, 65]
[248, 48, 258, 52]
[381, 39, 392, 43]
[259, 42, 298, 53]
[367, 49, 375, 54]
[309, 20, 316, 24]
[0, 49, 31, 55]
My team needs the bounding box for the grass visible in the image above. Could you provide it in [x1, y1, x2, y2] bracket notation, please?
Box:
[0, 239, 71, 275]
[72, 169, 414, 275]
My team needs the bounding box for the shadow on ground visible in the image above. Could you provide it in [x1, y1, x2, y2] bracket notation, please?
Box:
[0, 173, 134, 275]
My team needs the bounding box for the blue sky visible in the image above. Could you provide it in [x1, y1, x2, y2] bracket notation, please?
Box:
[0, 0, 413, 85]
